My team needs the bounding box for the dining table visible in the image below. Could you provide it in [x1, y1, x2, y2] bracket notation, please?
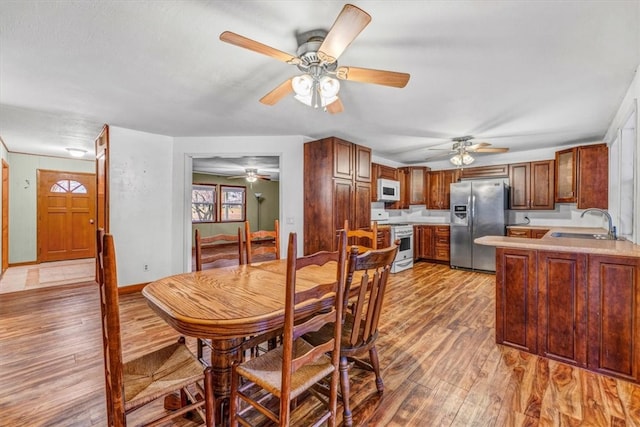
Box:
[142, 258, 352, 425]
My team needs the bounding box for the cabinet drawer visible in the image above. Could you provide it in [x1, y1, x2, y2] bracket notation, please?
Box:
[435, 235, 450, 245]
[434, 246, 450, 261]
[507, 229, 531, 238]
[435, 226, 450, 235]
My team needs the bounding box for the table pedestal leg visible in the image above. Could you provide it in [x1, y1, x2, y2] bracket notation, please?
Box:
[209, 337, 244, 426]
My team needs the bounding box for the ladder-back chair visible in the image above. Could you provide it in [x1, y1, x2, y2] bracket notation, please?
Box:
[97, 229, 214, 427]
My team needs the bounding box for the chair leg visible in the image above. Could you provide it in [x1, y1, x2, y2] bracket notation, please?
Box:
[339, 355, 353, 427]
[369, 346, 384, 394]
[229, 363, 238, 427]
[204, 367, 215, 427]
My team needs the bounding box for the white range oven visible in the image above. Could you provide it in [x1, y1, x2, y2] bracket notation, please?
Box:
[389, 224, 414, 273]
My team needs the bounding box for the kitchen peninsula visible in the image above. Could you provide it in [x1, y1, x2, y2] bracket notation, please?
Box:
[477, 229, 640, 383]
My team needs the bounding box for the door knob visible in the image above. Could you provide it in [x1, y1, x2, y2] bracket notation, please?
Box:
[89, 219, 94, 224]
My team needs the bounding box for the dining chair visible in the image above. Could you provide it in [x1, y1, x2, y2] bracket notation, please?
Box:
[229, 230, 348, 427]
[194, 228, 244, 364]
[244, 219, 280, 264]
[195, 228, 244, 270]
[344, 219, 378, 253]
[97, 229, 215, 427]
[305, 243, 398, 427]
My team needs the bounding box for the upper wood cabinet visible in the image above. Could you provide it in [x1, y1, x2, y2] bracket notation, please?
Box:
[555, 148, 577, 203]
[509, 160, 555, 210]
[577, 143, 608, 209]
[555, 143, 608, 208]
[304, 137, 371, 254]
[398, 166, 428, 206]
[428, 169, 458, 210]
[459, 164, 509, 180]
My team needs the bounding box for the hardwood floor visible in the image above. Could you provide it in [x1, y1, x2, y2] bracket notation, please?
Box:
[1, 262, 640, 426]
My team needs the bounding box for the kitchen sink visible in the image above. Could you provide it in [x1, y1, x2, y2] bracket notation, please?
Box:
[550, 232, 613, 240]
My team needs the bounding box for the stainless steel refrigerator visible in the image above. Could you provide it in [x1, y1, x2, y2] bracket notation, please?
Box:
[450, 179, 508, 272]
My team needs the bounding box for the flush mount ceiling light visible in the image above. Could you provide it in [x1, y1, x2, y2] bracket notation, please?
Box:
[66, 148, 87, 158]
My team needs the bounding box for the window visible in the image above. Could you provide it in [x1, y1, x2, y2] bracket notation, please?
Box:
[50, 179, 87, 194]
[192, 184, 216, 223]
[220, 185, 245, 222]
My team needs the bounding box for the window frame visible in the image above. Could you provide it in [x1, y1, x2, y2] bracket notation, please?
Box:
[191, 183, 217, 223]
[219, 185, 246, 223]
[191, 183, 247, 224]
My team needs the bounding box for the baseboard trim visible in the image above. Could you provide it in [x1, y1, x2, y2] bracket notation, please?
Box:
[118, 283, 148, 295]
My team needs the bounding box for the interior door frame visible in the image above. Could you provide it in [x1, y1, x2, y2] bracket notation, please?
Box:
[2, 159, 9, 273]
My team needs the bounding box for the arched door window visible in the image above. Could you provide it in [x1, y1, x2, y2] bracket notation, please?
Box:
[50, 179, 87, 194]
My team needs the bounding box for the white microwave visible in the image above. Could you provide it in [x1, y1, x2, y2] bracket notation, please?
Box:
[377, 178, 400, 202]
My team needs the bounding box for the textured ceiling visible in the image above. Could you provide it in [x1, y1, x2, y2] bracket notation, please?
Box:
[0, 1, 639, 170]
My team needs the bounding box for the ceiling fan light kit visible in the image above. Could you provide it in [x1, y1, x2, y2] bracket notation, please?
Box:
[450, 152, 475, 166]
[219, 3, 410, 113]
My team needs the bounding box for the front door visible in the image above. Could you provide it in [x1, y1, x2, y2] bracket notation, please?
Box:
[37, 170, 96, 262]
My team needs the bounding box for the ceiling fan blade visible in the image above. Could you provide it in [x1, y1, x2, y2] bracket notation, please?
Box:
[259, 79, 293, 105]
[474, 147, 510, 153]
[336, 66, 410, 88]
[220, 31, 301, 65]
[325, 98, 344, 114]
[466, 142, 491, 151]
[424, 151, 454, 161]
[317, 4, 371, 64]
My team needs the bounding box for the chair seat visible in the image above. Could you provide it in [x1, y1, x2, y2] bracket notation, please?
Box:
[124, 342, 205, 411]
[305, 314, 377, 352]
[236, 338, 335, 400]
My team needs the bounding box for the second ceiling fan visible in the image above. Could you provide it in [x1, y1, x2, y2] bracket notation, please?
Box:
[426, 136, 510, 166]
[220, 3, 410, 113]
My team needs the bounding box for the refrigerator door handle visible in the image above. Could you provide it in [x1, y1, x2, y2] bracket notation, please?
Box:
[470, 194, 475, 230]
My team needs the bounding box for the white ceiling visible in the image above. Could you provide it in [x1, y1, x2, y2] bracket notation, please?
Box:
[1, 1, 639, 170]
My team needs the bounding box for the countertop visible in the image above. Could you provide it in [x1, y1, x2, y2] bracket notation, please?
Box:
[476, 226, 640, 257]
[506, 225, 552, 230]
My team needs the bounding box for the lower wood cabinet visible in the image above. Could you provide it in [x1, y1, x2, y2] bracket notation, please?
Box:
[507, 228, 549, 239]
[414, 225, 449, 262]
[537, 251, 587, 367]
[495, 248, 538, 353]
[377, 227, 391, 248]
[496, 247, 640, 382]
[588, 255, 640, 381]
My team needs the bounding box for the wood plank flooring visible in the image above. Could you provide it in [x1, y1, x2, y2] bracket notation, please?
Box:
[1, 262, 640, 426]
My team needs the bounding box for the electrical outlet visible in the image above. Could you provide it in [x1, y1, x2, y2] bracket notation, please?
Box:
[143, 264, 149, 272]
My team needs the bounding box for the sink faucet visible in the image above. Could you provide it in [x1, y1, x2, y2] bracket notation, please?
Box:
[580, 208, 616, 239]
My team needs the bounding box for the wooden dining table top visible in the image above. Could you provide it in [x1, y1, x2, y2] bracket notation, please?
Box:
[142, 259, 346, 340]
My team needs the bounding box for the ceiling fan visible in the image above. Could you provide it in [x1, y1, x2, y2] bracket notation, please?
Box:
[219, 3, 410, 113]
[426, 136, 510, 166]
[227, 168, 271, 183]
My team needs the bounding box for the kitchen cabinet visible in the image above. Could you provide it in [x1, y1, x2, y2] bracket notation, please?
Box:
[554, 143, 608, 208]
[428, 169, 458, 210]
[371, 163, 398, 202]
[394, 168, 409, 209]
[459, 164, 509, 180]
[495, 248, 538, 353]
[555, 147, 577, 203]
[507, 227, 549, 238]
[587, 255, 640, 381]
[496, 246, 640, 383]
[537, 251, 587, 367]
[304, 136, 371, 254]
[414, 225, 449, 262]
[414, 225, 434, 260]
[509, 160, 555, 210]
[577, 143, 608, 209]
[400, 166, 428, 206]
[377, 227, 391, 249]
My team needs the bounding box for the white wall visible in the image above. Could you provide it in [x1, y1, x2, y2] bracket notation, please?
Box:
[172, 136, 305, 273]
[604, 64, 640, 243]
[109, 126, 173, 285]
[7, 152, 94, 263]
